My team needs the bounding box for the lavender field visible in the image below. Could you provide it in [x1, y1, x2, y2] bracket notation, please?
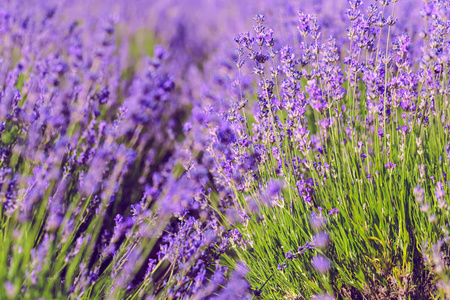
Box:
[0, 0, 450, 299]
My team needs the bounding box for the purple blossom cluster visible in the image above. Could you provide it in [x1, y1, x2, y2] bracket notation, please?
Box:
[2, 0, 450, 298]
[0, 1, 254, 299]
[189, 0, 450, 297]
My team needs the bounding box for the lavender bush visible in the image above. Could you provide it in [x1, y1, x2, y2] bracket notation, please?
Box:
[212, 1, 450, 299]
[2, 0, 450, 299]
[0, 1, 239, 299]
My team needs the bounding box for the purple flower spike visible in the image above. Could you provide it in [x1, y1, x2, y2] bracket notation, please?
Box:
[385, 162, 397, 170]
[267, 178, 283, 197]
[312, 255, 331, 273]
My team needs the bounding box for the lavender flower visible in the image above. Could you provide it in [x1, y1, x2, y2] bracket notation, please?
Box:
[311, 255, 331, 274]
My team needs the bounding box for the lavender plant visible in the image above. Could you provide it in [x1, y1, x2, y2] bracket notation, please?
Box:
[0, 1, 245, 299]
[199, 0, 450, 299]
[4, 0, 450, 299]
